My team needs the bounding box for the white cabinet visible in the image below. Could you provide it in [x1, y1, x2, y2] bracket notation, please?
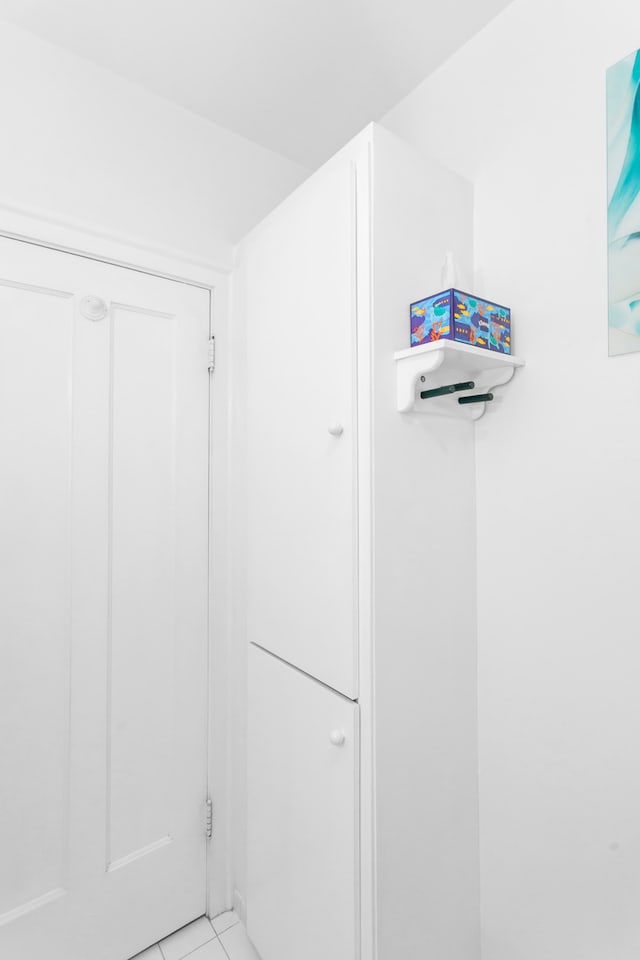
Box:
[246, 645, 359, 960]
[242, 154, 358, 699]
[239, 124, 483, 960]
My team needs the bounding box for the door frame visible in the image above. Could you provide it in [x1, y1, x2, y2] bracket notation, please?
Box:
[0, 204, 233, 922]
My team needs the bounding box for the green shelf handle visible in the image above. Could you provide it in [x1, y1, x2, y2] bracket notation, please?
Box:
[420, 380, 475, 400]
[458, 392, 494, 405]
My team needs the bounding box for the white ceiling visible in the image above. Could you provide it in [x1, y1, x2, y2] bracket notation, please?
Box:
[0, 0, 513, 168]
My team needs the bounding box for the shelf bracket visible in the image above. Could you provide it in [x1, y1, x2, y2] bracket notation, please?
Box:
[470, 365, 517, 420]
[396, 349, 446, 412]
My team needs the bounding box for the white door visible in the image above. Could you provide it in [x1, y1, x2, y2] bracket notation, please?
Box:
[0, 237, 211, 960]
[247, 644, 359, 960]
[242, 152, 358, 699]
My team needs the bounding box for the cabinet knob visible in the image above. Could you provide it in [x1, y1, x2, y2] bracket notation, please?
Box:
[330, 729, 346, 746]
[328, 424, 344, 436]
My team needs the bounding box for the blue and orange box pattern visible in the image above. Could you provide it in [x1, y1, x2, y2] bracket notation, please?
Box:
[410, 289, 511, 354]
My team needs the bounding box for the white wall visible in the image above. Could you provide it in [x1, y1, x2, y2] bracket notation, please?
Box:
[0, 21, 308, 269]
[383, 2, 640, 958]
[370, 126, 479, 960]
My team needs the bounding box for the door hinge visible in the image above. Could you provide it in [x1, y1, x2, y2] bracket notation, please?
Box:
[207, 336, 216, 373]
[205, 798, 213, 839]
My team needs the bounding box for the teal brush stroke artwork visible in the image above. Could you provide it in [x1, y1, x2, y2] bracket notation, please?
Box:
[608, 49, 640, 355]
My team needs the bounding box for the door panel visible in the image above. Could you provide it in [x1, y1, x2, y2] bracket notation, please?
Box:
[0, 237, 210, 960]
[243, 155, 358, 699]
[0, 280, 74, 923]
[108, 304, 179, 868]
[247, 643, 359, 960]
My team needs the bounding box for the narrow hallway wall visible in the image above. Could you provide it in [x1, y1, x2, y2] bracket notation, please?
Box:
[383, 2, 640, 958]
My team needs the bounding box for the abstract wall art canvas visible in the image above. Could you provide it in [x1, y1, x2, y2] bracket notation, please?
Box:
[607, 49, 640, 355]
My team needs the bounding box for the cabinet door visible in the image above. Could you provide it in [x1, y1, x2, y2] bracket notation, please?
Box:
[242, 152, 358, 698]
[247, 644, 359, 960]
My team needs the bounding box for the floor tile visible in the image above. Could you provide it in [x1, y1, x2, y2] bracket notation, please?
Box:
[159, 917, 217, 960]
[131, 947, 163, 960]
[187, 940, 227, 960]
[219, 923, 260, 960]
[210, 910, 239, 936]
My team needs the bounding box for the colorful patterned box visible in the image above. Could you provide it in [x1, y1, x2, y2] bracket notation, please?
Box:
[410, 289, 511, 354]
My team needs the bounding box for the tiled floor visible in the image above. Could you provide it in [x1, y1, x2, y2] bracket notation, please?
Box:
[130, 911, 260, 960]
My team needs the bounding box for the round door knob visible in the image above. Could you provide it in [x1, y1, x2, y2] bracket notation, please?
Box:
[80, 295, 108, 321]
[330, 729, 346, 746]
[328, 424, 344, 436]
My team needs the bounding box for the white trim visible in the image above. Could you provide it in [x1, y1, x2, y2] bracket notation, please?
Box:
[0, 200, 233, 284]
[355, 136, 377, 960]
[207, 263, 234, 919]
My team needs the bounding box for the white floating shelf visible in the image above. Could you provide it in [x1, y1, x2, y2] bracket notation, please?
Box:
[394, 340, 524, 419]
